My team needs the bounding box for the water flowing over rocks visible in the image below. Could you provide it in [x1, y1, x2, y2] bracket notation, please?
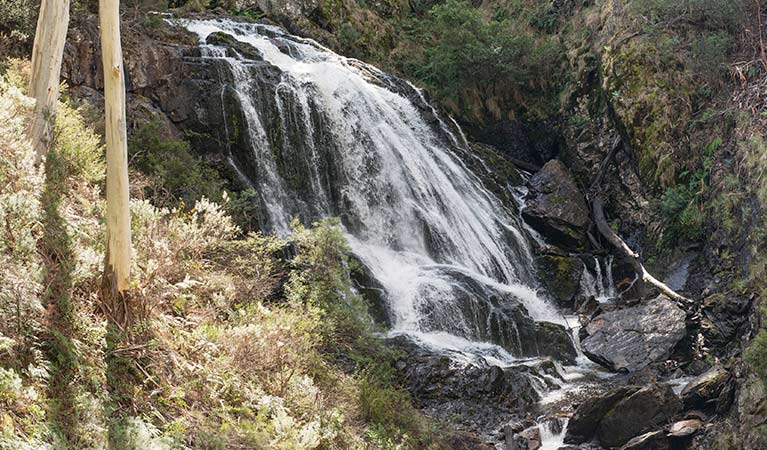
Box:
[581, 295, 687, 372]
[522, 160, 591, 250]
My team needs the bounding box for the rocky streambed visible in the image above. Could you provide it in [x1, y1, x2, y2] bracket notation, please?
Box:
[379, 158, 753, 450]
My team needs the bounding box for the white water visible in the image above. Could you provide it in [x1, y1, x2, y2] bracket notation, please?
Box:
[176, 18, 565, 360]
[580, 256, 617, 303]
[539, 418, 568, 450]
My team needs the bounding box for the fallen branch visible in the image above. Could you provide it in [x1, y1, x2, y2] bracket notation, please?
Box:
[588, 138, 691, 304]
[591, 197, 691, 303]
[590, 137, 623, 191]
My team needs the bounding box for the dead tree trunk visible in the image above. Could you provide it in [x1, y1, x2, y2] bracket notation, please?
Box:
[99, 0, 132, 324]
[589, 138, 691, 303]
[28, 0, 71, 165]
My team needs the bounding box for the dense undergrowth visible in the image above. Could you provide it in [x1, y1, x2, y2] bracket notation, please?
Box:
[0, 61, 443, 449]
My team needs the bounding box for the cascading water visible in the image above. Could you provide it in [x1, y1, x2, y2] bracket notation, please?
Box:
[580, 255, 617, 303]
[176, 18, 567, 360]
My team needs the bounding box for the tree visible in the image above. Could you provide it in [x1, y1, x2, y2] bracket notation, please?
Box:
[99, 0, 132, 321]
[28, 0, 70, 165]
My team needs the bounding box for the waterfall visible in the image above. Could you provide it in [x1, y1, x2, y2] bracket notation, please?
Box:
[579, 256, 617, 303]
[176, 18, 564, 358]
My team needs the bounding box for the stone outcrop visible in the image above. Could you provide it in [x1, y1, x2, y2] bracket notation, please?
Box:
[389, 336, 543, 434]
[680, 365, 728, 410]
[619, 430, 670, 450]
[522, 160, 590, 250]
[565, 385, 641, 444]
[667, 419, 703, 438]
[596, 384, 682, 447]
[535, 254, 583, 305]
[565, 384, 682, 448]
[414, 267, 577, 364]
[581, 295, 687, 372]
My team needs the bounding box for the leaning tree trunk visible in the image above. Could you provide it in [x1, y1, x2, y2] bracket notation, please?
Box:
[99, 0, 132, 323]
[589, 138, 691, 304]
[28, 0, 71, 165]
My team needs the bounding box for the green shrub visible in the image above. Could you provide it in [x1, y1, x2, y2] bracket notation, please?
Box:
[659, 137, 721, 244]
[225, 188, 261, 232]
[633, 0, 748, 32]
[691, 31, 735, 79]
[359, 366, 420, 435]
[0, 0, 36, 55]
[745, 307, 767, 385]
[129, 121, 227, 207]
[410, 0, 563, 105]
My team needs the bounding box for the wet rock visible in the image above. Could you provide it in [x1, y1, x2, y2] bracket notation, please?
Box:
[389, 336, 542, 434]
[536, 255, 584, 305]
[680, 365, 728, 410]
[534, 322, 578, 365]
[520, 427, 542, 450]
[565, 385, 641, 444]
[714, 375, 737, 415]
[596, 384, 682, 448]
[581, 295, 687, 372]
[205, 31, 264, 60]
[505, 426, 542, 450]
[522, 160, 590, 250]
[619, 431, 670, 450]
[668, 419, 703, 437]
[416, 267, 577, 363]
[700, 293, 752, 354]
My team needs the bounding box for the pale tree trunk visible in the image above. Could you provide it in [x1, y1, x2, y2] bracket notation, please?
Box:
[28, 0, 70, 165]
[99, 0, 132, 319]
[588, 138, 691, 305]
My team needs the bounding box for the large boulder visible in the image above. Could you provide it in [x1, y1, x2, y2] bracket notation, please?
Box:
[522, 160, 590, 250]
[619, 431, 670, 450]
[565, 386, 641, 444]
[596, 384, 682, 448]
[700, 292, 752, 354]
[581, 295, 687, 372]
[535, 254, 584, 305]
[389, 336, 542, 433]
[680, 365, 728, 410]
[730, 375, 767, 449]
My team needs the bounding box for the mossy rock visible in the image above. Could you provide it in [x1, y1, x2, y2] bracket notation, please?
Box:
[536, 254, 584, 305]
[206, 31, 263, 60]
[534, 321, 577, 365]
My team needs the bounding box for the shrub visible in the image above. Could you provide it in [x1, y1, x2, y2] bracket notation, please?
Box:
[745, 320, 767, 385]
[129, 121, 227, 207]
[411, 0, 563, 106]
[224, 302, 323, 395]
[691, 31, 735, 80]
[632, 0, 748, 32]
[0, 0, 36, 55]
[659, 137, 721, 244]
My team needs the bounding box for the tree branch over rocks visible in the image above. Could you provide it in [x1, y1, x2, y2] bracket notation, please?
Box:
[588, 138, 691, 304]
